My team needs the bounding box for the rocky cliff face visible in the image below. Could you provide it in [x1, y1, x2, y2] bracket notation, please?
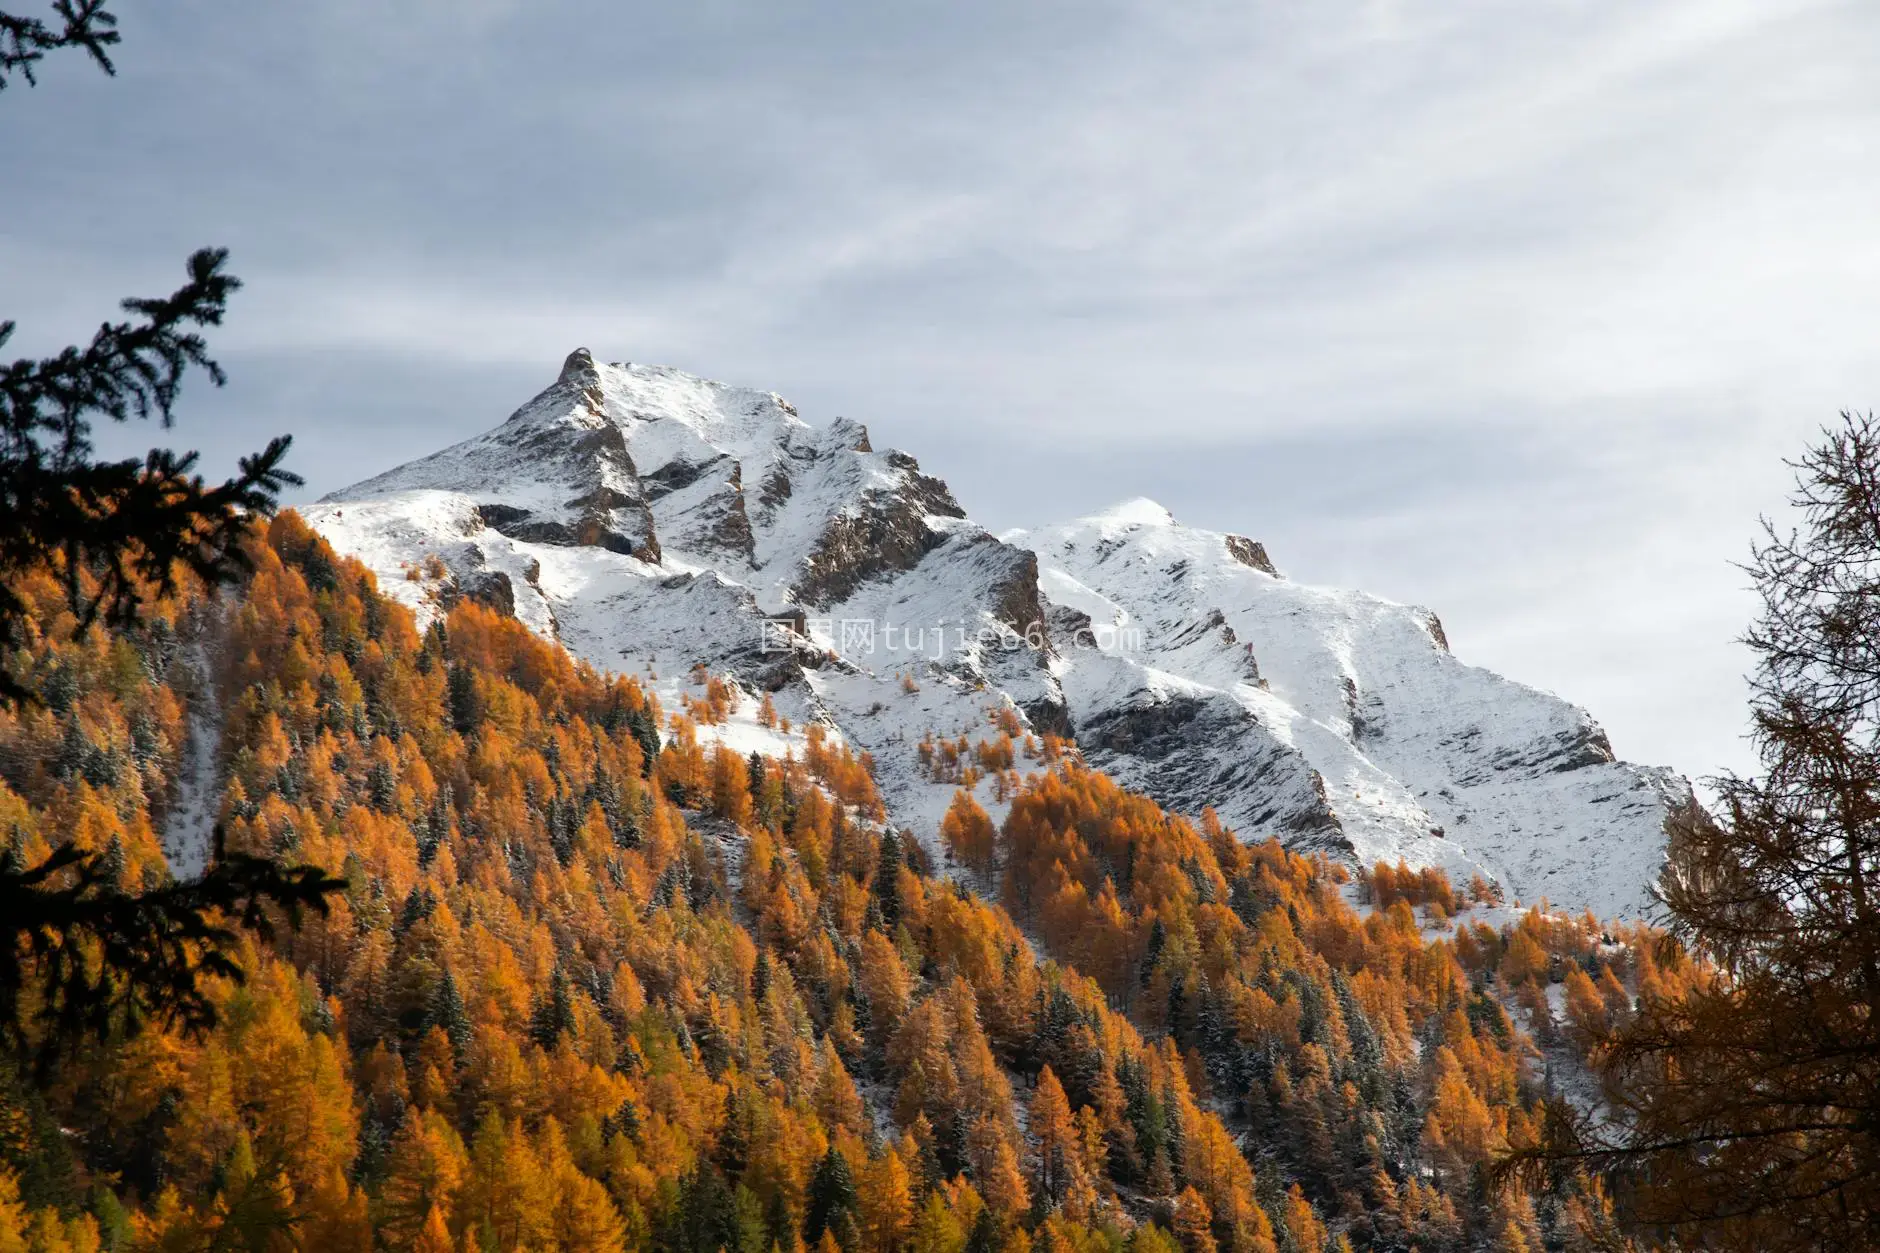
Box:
[309, 351, 1687, 918]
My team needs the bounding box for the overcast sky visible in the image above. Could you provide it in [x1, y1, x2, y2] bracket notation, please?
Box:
[8, 0, 1879, 785]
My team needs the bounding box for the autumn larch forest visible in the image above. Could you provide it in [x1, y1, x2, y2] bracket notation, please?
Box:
[4, 504, 1668, 1251]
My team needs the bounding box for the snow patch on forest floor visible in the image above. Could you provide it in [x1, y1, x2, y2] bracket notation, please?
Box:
[162, 611, 226, 881]
[1502, 980, 1617, 1128]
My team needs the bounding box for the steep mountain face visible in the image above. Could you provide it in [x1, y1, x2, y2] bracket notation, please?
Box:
[1016, 502, 1689, 917]
[309, 350, 1687, 918]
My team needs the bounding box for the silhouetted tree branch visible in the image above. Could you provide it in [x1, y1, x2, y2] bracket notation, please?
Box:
[1, 249, 303, 705]
[0, 836, 347, 1070]
[0, 0, 116, 90]
[2, 8, 341, 1070]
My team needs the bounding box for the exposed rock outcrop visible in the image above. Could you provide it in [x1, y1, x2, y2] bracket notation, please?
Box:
[1224, 534, 1278, 576]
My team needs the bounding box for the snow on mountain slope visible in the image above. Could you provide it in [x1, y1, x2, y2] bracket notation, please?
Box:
[1013, 502, 1690, 917]
[308, 350, 1688, 918]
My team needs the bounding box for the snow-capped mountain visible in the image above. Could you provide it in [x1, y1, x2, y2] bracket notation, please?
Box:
[308, 348, 1687, 918]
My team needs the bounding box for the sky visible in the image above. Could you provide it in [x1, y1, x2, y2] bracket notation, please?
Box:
[7, 0, 1880, 786]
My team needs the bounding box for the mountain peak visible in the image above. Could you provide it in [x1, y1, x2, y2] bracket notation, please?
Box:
[558, 345, 600, 385]
[1086, 497, 1176, 528]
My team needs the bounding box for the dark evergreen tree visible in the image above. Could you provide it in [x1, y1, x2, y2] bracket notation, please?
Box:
[804, 1144, 857, 1245]
[874, 828, 904, 930]
[1165, 974, 1188, 1042]
[98, 835, 126, 889]
[393, 885, 433, 938]
[1256, 1167, 1300, 1253]
[528, 965, 577, 1051]
[763, 1185, 794, 1253]
[447, 661, 480, 735]
[417, 786, 452, 868]
[605, 1097, 642, 1144]
[677, 1164, 737, 1253]
[628, 706, 661, 775]
[1140, 917, 1165, 991]
[427, 970, 471, 1059]
[546, 793, 575, 866]
[421, 619, 448, 668]
[964, 1203, 1000, 1253]
[366, 758, 397, 811]
[715, 1085, 752, 1178]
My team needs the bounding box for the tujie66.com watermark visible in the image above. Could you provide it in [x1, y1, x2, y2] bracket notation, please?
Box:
[758, 616, 1144, 659]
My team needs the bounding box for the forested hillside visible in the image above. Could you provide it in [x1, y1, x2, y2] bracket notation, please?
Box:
[0, 515, 1687, 1251]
